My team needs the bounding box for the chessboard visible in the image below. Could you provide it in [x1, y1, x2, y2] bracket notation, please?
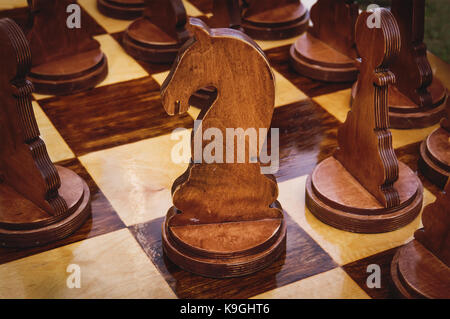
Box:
[0, 0, 448, 299]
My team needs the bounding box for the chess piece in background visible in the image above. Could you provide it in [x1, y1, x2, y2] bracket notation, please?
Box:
[0, 18, 91, 248]
[123, 0, 190, 63]
[391, 180, 450, 298]
[289, 0, 359, 82]
[97, 0, 145, 20]
[305, 9, 423, 233]
[241, 0, 309, 40]
[160, 18, 286, 277]
[351, 0, 448, 128]
[419, 102, 450, 189]
[26, 0, 108, 95]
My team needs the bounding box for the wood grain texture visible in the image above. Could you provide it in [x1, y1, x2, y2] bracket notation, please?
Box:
[26, 0, 108, 95]
[130, 213, 337, 298]
[208, 0, 241, 30]
[289, 0, 358, 82]
[241, 0, 309, 40]
[160, 18, 285, 277]
[97, 0, 145, 20]
[305, 9, 423, 233]
[123, 0, 190, 63]
[38, 76, 193, 156]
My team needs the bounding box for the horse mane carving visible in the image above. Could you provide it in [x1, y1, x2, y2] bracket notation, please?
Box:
[334, 8, 401, 208]
[161, 18, 282, 227]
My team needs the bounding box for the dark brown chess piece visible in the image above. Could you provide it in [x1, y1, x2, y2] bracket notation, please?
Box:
[305, 9, 423, 233]
[160, 18, 286, 278]
[122, 0, 190, 63]
[419, 103, 450, 189]
[351, 0, 448, 129]
[241, 0, 309, 40]
[26, 0, 108, 95]
[391, 180, 450, 298]
[97, 0, 145, 20]
[0, 18, 91, 248]
[208, 0, 241, 30]
[289, 0, 359, 82]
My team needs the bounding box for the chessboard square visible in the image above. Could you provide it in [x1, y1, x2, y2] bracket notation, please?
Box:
[79, 132, 191, 226]
[0, 0, 27, 10]
[94, 34, 149, 87]
[270, 100, 339, 182]
[0, 158, 125, 265]
[38, 76, 192, 156]
[252, 267, 370, 299]
[265, 45, 354, 98]
[129, 213, 337, 299]
[187, 0, 212, 14]
[0, 229, 175, 298]
[343, 247, 400, 299]
[273, 69, 308, 107]
[183, 0, 204, 17]
[313, 88, 442, 149]
[277, 175, 437, 265]
[255, 36, 298, 52]
[78, 0, 133, 34]
[152, 71, 170, 86]
[32, 101, 75, 163]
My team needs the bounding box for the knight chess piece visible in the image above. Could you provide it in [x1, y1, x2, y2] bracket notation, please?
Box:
[241, 0, 309, 40]
[419, 104, 450, 188]
[0, 18, 91, 248]
[391, 180, 450, 298]
[26, 0, 108, 95]
[351, 0, 448, 129]
[289, 0, 359, 82]
[122, 0, 190, 63]
[305, 9, 423, 233]
[97, 0, 145, 20]
[160, 18, 286, 278]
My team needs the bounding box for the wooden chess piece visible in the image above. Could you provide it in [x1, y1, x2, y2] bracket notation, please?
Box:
[241, 0, 309, 40]
[208, 0, 242, 30]
[351, 0, 448, 129]
[160, 18, 286, 278]
[419, 103, 450, 189]
[289, 0, 359, 82]
[305, 9, 423, 233]
[0, 18, 91, 248]
[122, 0, 190, 63]
[26, 0, 108, 95]
[97, 0, 145, 20]
[391, 180, 450, 298]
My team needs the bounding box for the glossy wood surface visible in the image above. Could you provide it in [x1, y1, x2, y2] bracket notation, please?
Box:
[97, 0, 145, 20]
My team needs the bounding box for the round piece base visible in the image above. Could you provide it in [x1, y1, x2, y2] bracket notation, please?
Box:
[0, 168, 91, 248]
[97, 0, 145, 20]
[305, 158, 423, 233]
[391, 240, 450, 299]
[289, 34, 358, 82]
[161, 207, 287, 278]
[28, 52, 108, 96]
[418, 128, 450, 189]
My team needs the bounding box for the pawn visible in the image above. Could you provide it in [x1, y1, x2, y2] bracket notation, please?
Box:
[241, 0, 309, 40]
[0, 18, 91, 248]
[97, 0, 145, 20]
[305, 8, 423, 233]
[391, 180, 450, 298]
[289, 0, 359, 82]
[419, 104, 450, 188]
[27, 0, 108, 95]
[351, 0, 448, 129]
[160, 18, 286, 278]
[122, 0, 190, 63]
